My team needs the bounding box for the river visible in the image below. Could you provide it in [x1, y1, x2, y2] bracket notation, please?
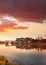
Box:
[0, 44, 46, 65]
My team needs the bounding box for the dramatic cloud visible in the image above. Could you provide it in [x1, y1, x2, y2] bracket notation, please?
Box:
[0, 0, 46, 22]
[0, 15, 28, 32]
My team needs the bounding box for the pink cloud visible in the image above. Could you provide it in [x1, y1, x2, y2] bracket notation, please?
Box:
[0, 15, 28, 32]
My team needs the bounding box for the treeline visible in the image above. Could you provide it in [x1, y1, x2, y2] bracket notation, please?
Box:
[15, 38, 46, 49]
[0, 38, 46, 49]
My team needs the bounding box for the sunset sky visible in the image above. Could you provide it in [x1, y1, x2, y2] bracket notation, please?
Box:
[0, 0, 46, 40]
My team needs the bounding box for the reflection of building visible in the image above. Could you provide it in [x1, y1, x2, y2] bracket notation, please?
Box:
[11, 41, 14, 46]
[5, 41, 9, 46]
[11, 41, 16, 46]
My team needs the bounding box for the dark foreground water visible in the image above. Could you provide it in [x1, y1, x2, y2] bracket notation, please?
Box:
[0, 44, 46, 65]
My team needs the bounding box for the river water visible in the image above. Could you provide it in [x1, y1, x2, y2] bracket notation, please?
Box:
[0, 44, 46, 65]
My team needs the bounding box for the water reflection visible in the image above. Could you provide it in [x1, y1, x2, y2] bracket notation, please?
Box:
[0, 44, 46, 65]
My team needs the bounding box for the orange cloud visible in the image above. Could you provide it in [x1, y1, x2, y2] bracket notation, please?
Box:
[10, 26, 28, 29]
[0, 26, 28, 32]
